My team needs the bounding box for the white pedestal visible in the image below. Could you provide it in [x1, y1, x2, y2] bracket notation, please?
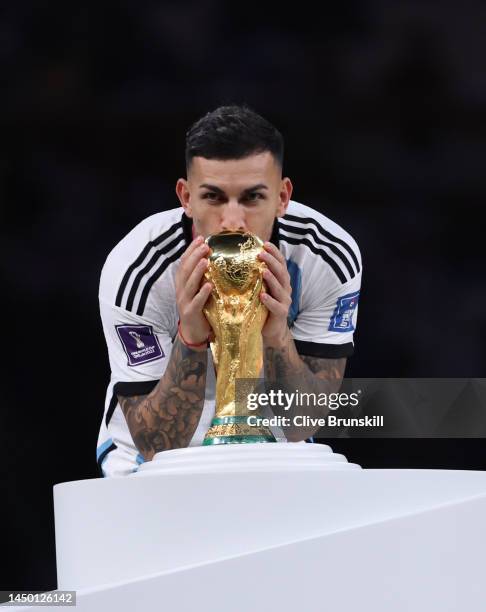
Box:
[22, 444, 486, 610]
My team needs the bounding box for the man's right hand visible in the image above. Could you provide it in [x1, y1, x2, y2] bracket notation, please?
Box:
[175, 236, 213, 346]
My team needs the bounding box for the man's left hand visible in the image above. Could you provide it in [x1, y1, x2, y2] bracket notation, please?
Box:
[258, 242, 292, 348]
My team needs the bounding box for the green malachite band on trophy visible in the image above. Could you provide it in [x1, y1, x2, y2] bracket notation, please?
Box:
[202, 414, 277, 446]
[211, 416, 256, 426]
[203, 435, 276, 445]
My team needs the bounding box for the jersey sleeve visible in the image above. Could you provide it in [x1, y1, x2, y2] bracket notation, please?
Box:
[99, 297, 175, 397]
[290, 266, 362, 359]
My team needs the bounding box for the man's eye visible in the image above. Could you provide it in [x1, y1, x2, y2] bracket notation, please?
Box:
[244, 193, 264, 202]
[202, 192, 221, 201]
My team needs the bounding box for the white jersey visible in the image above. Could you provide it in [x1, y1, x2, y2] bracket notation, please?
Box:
[97, 200, 362, 476]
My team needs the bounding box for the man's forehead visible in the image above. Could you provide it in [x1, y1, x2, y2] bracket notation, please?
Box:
[188, 152, 280, 186]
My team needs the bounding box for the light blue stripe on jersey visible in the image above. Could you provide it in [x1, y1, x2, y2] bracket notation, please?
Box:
[131, 452, 145, 474]
[286, 259, 302, 325]
[96, 437, 114, 461]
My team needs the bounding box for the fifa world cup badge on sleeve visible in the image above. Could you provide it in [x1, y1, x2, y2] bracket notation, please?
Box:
[329, 291, 360, 332]
[116, 324, 164, 366]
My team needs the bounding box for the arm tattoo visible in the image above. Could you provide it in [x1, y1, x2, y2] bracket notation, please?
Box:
[264, 338, 346, 441]
[300, 355, 346, 382]
[118, 336, 208, 460]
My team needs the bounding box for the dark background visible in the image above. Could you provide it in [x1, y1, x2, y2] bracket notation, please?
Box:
[2, 0, 485, 592]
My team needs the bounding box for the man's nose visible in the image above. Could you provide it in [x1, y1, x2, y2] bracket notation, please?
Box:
[220, 201, 246, 232]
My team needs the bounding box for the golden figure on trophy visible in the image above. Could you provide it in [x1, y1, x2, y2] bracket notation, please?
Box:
[202, 231, 276, 445]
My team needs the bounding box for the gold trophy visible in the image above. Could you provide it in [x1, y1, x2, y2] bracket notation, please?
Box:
[202, 231, 276, 445]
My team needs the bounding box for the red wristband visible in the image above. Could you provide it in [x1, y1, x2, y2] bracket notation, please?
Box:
[177, 320, 208, 348]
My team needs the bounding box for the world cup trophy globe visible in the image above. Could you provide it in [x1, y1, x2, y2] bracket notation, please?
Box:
[202, 231, 277, 445]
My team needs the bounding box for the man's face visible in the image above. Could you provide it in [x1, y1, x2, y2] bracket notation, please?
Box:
[176, 152, 293, 242]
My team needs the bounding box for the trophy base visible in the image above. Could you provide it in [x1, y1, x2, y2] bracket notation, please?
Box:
[203, 416, 277, 446]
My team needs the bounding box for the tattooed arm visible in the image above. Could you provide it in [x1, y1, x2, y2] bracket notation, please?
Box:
[257, 240, 347, 441]
[264, 329, 347, 441]
[117, 336, 207, 461]
[117, 234, 214, 461]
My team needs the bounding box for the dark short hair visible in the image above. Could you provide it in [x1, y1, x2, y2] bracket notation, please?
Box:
[185, 105, 284, 171]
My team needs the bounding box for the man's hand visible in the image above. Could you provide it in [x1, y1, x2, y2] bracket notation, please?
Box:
[176, 236, 213, 346]
[258, 241, 292, 347]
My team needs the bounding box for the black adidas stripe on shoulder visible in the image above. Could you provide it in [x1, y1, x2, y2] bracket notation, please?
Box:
[279, 235, 348, 283]
[125, 234, 185, 312]
[137, 243, 186, 316]
[279, 220, 356, 279]
[283, 213, 361, 273]
[115, 219, 183, 308]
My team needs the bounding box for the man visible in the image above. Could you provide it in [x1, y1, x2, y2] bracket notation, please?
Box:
[97, 105, 362, 476]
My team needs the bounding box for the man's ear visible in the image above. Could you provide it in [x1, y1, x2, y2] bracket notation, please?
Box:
[176, 178, 192, 217]
[276, 177, 293, 217]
